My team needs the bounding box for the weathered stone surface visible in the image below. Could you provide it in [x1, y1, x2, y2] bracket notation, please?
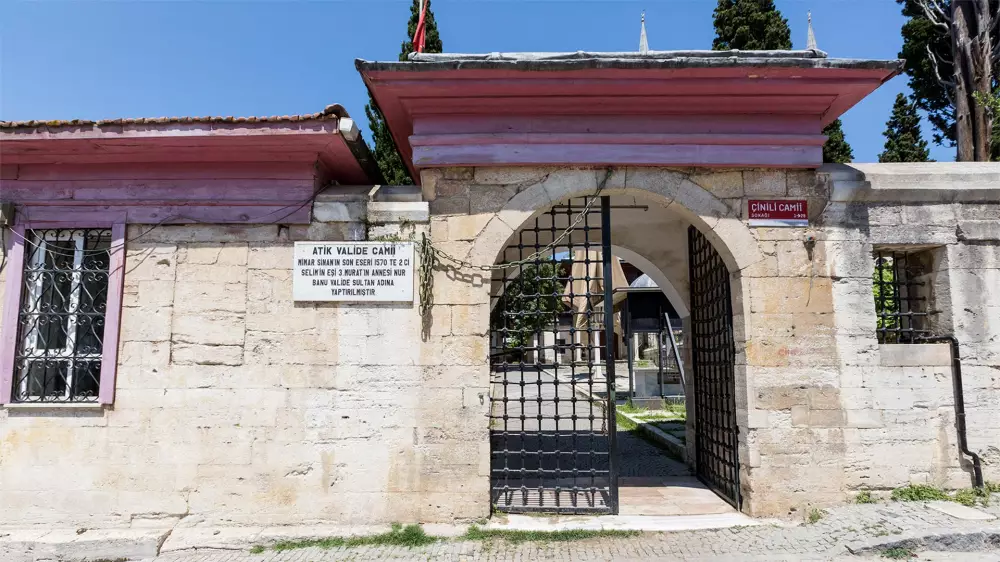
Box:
[743, 170, 787, 196]
[958, 220, 1000, 241]
[313, 200, 366, 223]
[690, 170, 744, 199]
[3, 162, 999, 531]
[172, 313, 246, 346]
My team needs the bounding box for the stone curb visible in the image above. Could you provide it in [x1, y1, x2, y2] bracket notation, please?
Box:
[621, 411, 688, 461]
[845, 525, 1000, 555]
[0, 527, 171, 562]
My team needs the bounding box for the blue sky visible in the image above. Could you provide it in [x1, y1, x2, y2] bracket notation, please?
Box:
[1, 0, 952, 163]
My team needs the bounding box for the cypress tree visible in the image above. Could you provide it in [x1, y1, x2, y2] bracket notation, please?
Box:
[822, 120, 854, 164]
[364, 0, 443, 185]
[878, 93, 932, 163]
[713, 0, 854, 161]
[712, 0, 792, 50]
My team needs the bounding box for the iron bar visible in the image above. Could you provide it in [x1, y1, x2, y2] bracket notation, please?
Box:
[600, 196, 619, 515]
[489, 197, 615, 514]
[12, 228, 111, 403]
[688, 225, 740, 509]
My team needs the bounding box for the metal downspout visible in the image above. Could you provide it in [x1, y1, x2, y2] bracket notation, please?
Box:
[917, 335, 984, 488]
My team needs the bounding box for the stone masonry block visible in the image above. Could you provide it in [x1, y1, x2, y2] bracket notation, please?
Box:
[807, 386, 842, 410]
[171, 343, 244, 366]
[902, 203, 957, 226]
[958, 220, 1000, 242]
[749, 277, 834, 314]
[470, 184, 518, 215]
[442, 167, 474, 180]
[756, 385, 809, 410]
[119, 341, 171, 367]
[541, 168, 597, 203]
[879, 343, 952, 367]
[174, 282, 246, 313]
[451, 304, 489, 336]
[135, 280, 176, 308]
[248, 244, 292, 269]
[791, 405, 809, 426]
[474, 167, 548, 185]
[689, 171, 744, 199]
[786, 170, 825, 197]
[775, 240, 826, 277]
[313, 200, 366, 223]
[121, 306, 173, 342]
[175, 262, 247, 284]
[743, 170, 787, 196]
[869, 225, 958, 245]
[172, 313, 246, 346]
[125, 245, 177, 281]
[447, 214, 492, 241]
[846, 409, 884, 428]
[429, 194, 470, 216]
[368, 201, 430, 224]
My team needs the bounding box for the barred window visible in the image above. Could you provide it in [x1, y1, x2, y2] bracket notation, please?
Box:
[12, 228, 113, 402]
[873, 250, 932, 344]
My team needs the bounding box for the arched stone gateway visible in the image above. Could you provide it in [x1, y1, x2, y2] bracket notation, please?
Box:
[439, 166, 760, 514]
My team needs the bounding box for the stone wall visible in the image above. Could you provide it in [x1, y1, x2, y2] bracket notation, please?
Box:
[0, 192, 492, 528]
[425, 164, 1000, 516]
[0, 163, 997, 526]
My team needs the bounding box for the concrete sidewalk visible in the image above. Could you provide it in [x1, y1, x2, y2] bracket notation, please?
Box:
[2, 500, 998, 561]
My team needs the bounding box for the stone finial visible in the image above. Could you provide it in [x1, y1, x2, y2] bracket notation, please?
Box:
[807, 11, 818, 51]
[639, 11, 649, 54]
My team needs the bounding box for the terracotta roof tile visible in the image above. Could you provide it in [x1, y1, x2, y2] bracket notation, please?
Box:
[0, 104, 346, 130]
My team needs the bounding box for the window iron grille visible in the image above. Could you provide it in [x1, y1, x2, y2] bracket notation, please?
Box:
[12, 228, 112, 402]
[873, 250, 931, 344]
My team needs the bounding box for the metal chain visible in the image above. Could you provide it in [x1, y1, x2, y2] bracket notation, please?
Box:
[417, 168, 613, 316]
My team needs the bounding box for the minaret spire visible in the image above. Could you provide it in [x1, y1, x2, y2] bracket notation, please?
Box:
[639, 11, 649, 54]
[807, 11, 818, 51]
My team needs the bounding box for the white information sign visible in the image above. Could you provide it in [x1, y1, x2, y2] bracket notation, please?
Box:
[292, 241, 414, 302]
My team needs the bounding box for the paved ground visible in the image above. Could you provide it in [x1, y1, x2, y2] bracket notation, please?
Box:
[120, 501, 1000, 562]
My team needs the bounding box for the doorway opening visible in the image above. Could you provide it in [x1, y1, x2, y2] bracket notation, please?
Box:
[487, 193, 741, 516]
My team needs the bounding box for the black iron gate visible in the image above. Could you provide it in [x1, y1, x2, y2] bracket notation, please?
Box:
[489, 196, 618, 514]
[687, 226, 741, 509]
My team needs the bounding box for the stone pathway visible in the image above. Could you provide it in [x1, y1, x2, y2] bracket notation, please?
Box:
[113, 501, 1000, 562]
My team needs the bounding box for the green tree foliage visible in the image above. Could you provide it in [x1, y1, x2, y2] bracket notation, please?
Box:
[712, 0, 792, 50]
[490, 262, 566, 356]
[822, 119, 854, 163]
[896, 0, 1000, 158]
[364, 0, 443, 185]
[879, 93, 933, 162]
[713, 1, 852, 159]
[873, 255, 899, 337]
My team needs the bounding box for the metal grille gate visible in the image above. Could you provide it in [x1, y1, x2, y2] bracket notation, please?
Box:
[489, 196, 618, 514]
[687, 226, 741, 509]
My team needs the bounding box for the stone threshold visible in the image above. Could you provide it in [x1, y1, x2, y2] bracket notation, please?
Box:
[485, 512, 770, 532]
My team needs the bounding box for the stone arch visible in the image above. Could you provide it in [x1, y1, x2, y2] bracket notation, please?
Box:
[468, 167, 763, 277]
[470, 166, 758, 512]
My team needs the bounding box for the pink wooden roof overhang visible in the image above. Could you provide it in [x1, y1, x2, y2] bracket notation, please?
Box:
[358, 51, 903, 178]
[0, 106, 382, 225]
[1, 107, 380, 184]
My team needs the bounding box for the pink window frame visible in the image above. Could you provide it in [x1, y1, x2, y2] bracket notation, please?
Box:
[0, 220, 127, 405]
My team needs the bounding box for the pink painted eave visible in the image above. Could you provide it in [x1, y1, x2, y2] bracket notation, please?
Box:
[360, 63, 901, 178]
[1, 120, 377, 185]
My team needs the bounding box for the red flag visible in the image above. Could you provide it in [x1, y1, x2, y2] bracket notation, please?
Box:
[413, 0, 428, 53]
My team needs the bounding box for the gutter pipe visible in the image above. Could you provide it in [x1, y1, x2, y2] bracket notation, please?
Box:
[916, 335, 984, 488]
